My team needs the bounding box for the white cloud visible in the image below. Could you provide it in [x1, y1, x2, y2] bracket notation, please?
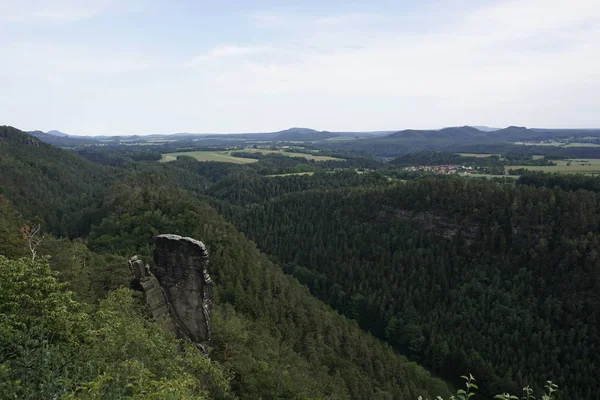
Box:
[189, 0, 600, 117]
[2, 0, 600, 134]
[186, 45, 276, 67]
[209, 45, 270, 58]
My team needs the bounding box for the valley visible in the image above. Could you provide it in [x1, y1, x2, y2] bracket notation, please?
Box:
[4, 2, 598, 398]
[3, 123, 600, 399]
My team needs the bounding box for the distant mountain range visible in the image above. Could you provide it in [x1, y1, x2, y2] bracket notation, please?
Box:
[28, 130, 99, 146]
[388, 126, 488, 140]
[26, 127, 393, 144]
[273, 127, 339, 141]
[382, 125, 600, 143]
[24, 126, 600, 150]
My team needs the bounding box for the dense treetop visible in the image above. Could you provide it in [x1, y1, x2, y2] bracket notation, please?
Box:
[2, 126, 599, 399]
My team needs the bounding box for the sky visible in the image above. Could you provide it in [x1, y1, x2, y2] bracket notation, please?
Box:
[1, 0, 599, 135]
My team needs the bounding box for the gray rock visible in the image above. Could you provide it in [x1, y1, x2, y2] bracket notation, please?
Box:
[153, 234, 212, 346]
[128, 234, 212, 350]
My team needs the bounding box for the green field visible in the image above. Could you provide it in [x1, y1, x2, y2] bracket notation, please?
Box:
[507, 159, 600, 174]
[160, 148, 343, 164]
[514, 141, 600, 147]
[237, 148, 343, 161]
[160, 151, 258, 164]
[564, 143, 600, 147]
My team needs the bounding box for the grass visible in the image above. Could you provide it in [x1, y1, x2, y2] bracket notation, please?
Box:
[564, 143, 600, 147]
[514, 142, 600, 147]
[507, 159, 600, 174]
[159, 151, 258, 164]
[160, 148, 343, 164]
[236, 148, 343, 161]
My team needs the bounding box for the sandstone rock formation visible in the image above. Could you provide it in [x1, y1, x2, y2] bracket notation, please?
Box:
[129, 234, 212, 350]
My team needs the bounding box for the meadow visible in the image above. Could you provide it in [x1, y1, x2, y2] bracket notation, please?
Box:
[160, 148, 343, 163]
[514, 141, 600, 147]
[237, 148, 343, 161]
[508, 159, 600, 174]
[159, 151, 258, 164]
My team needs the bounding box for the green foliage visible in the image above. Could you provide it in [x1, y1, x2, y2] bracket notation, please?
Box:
[87, 185, 452, 399]
[3, 126, 597, 399]
[217, 175, 600, 399]
[0, 256, 230, 399]
[0, 196, 28, 258]
[517, 170, 600, 192]
[0, 126, 111, 237]
[208, 170, 391, 206]
[212, 304, 350, 399]
[419, 375, 559, 400]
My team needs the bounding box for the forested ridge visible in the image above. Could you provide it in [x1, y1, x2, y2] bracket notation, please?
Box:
[211, 175, 600, 399]
[1, 125, 597, 399]
[0, 126, 453, 399]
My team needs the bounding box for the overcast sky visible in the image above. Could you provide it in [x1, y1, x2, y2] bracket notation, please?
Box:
[1, 0, 599, 135]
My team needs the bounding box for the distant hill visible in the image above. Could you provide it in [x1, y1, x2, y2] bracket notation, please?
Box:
[274, 127, 341, 141]
[316, 125, 600, 158]
[387, 126, 487, 140]
[28, 130, 99, 146]
[47, 129, 69, 137]
[470, 125, 501, 132]
[486, 126, 540, 141]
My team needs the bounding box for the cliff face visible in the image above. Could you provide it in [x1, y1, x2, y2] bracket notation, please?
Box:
[129, 234, 212, 350]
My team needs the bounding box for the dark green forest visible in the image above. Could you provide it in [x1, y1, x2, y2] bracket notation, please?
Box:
[1, 126, 451, 399]
[212, 177, 600, 399]
[1, 125, 594, 399]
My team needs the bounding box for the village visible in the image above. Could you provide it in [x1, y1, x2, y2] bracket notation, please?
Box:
[402, 164, 509, 175]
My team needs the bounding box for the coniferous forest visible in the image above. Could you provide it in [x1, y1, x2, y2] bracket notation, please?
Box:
[1, 125, 598, 399]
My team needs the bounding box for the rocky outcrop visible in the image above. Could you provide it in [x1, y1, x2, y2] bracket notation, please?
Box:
[128, 256, 171, 319]
[129, 234, 212, 350]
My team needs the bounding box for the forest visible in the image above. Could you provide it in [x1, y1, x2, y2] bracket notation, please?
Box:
[1, 125, 595, 399]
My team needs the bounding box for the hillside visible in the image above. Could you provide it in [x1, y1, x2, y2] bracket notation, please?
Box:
[387, 126, 487, 141]
[274, 127, 341, 141]
[315, 126, 600, 157]
[47, 129, 69, 137]
[0, 126, 110, 236]
[210, 173, 600, 399]
[0, 127, 452, 399]
[28, 129, 100, 146]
